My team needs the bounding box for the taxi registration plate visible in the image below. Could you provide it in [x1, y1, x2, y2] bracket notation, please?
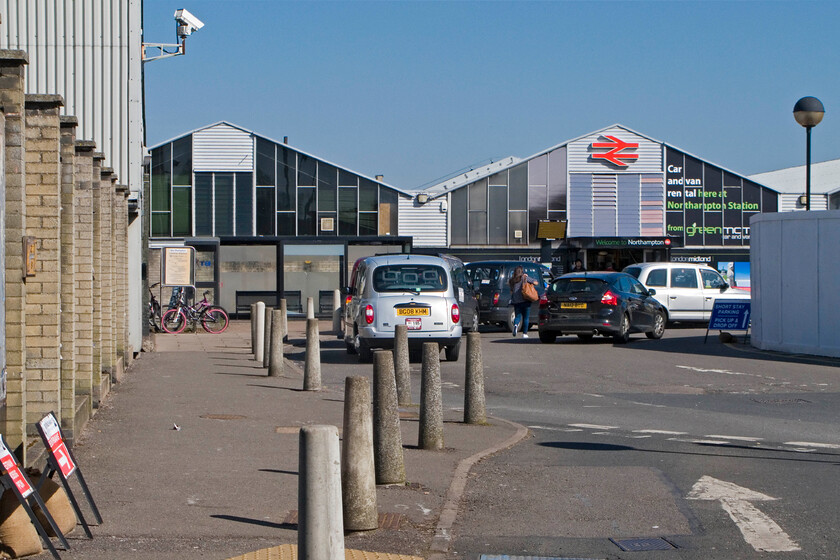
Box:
[396, 307, 430, 316]
[561, 302, 587, 309]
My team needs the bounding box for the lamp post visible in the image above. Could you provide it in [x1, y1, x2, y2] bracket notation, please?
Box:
[793, 96, 825, 211]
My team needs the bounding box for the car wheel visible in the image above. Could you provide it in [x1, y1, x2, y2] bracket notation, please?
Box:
[613, 313, 630, 344]
[577, 334, 594, 342]
[444, 340, 461, 361]
[538, 330, 556, 344]
[469, 312, 479, 333]
[506, 309, 516, 334]
[345, 340, 356, 354]
[646, 311, 666, 340]
[355, 334, 373, 363]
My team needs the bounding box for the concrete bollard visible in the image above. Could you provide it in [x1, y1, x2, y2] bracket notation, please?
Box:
[304, 318, 322, 391]
[298, 425, 345, 560]
[268, 309, 285, 377]
[419, 342, 444, 450]
[263, 306, 273, 368]
[254, 301, 266, 362]
[464, 332, 486, 424]
[332, 289, 342, 336]
[307, 296, 315, 319]
[341, 376, 378, 531]
[250, 303, 257, 352]
[372, 350, 406, 485]
[394, 325, 411, 406]
[280, 298, 289, 342]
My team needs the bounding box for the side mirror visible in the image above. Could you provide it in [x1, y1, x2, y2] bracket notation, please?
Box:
[647, 288, 657, 296]
[345, 286, 355, 296]
[719, 283, 728, 293]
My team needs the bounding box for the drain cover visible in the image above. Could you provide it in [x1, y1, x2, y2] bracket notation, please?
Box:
[610, 538, 675, 551]
[480, 556, 602, 560]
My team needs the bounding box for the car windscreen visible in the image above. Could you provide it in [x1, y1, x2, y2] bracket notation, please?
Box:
[623, 267, 641, 279]
[550, 277, 608, 295]
[372, 265, 448, 292]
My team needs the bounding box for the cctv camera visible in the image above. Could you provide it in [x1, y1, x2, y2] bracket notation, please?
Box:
[174, 8, 204, 36]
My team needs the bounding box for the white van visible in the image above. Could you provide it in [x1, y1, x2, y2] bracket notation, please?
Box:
[623, 263, 750, 322]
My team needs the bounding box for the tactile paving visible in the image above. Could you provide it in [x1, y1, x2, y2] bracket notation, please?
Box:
[226, 544, 424, 560]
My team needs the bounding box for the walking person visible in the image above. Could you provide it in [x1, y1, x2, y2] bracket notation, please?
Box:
[509, 266, 540, 338]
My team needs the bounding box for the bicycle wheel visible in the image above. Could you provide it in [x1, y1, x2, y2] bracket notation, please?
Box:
[201, 306, 229, 334]
[161, 308, 187, 334]
[150, 301, 162, 332]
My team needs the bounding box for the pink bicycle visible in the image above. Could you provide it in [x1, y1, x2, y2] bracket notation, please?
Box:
[161, 289, 229, 334]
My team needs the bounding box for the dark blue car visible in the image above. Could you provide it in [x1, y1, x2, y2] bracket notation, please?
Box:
[538, 272, 667, 343]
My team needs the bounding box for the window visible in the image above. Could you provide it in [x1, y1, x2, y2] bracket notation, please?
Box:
[194, 173, 213, 236]
[338, 188, 358, 235]
[645, 268, 667, 287]
[171, 136, 192, 186]
[700, 269, 726, 289]
[277, 146, 296, 211]
[628, 277, 648, 295]
[298, 155, 316, 186]
[318, 162, 337, 212]
[373, 265, 447, 292]
[214, 174, 234, 236]
[671, 268, 698, 289]
[256, 187, 275, 235]
[235, 173, 253, 236]
[256, 138, 275, 186]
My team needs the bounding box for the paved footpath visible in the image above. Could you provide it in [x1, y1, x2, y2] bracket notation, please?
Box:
[29, 320, 524, 560]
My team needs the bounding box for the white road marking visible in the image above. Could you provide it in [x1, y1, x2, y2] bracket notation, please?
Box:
[526, 425, 583, 432]
[783, 441, 840, 449]
[628, 400, 667, 408]
[568, 423, 618, 430]
[705, 435, 764, 442]
[677, 365, 774, 380]
[667, 437, 730, 445]
[634, 429, 688, 435]
[688, 476, 800, 552]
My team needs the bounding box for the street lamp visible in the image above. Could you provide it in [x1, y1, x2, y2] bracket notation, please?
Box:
[793, 96, 825, 211]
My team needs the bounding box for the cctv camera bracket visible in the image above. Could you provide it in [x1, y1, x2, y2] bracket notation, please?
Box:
[142, 9, 203, 63]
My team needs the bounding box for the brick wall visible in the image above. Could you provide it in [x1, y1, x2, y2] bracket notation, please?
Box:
[73, 141, 96, 421]
[60, 116, 78, 440]
[1, 51, 29, 460]
[24, 94, 64, 432]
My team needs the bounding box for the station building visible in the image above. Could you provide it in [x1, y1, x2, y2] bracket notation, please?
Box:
[408, 124, 780, 282]
[149, 122, 790, 305]
[147, 122, 413, 316]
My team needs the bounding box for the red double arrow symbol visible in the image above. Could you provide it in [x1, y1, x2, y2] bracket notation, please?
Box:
[591, 135, 639, 167]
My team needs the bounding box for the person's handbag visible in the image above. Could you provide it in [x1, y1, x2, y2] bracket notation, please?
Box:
[521, 280, 538, 302]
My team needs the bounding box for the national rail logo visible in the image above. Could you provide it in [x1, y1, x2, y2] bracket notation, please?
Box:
[590, 135, 639, 167]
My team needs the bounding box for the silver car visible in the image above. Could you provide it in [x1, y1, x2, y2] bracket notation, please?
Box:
[344, 254, 463, 362]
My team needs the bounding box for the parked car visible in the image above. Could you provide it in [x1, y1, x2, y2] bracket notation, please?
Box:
[464, 261, 550, 333]
[622, 262, 750, 322]
[344, 254, 463, 362]
[538, 272, 667, 344]
[438, 254, 480, 333]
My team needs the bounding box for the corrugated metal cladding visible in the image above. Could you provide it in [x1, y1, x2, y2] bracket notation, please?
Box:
[193, 123, 255, 172]
[568, 125, 663, 174]
[569, 172, 664, 237]
[399, 195, 447, 247]
[780, 193, 828, 212]
[1, 0, 144, 194]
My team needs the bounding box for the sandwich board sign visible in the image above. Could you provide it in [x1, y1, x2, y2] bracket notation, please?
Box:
[705, 299, 751, 343]
[36, 412, 102, 539]
[0, 433, 68, 559]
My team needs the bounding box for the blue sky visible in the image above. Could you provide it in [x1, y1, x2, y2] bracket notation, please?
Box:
[143, 1, 840, 190]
